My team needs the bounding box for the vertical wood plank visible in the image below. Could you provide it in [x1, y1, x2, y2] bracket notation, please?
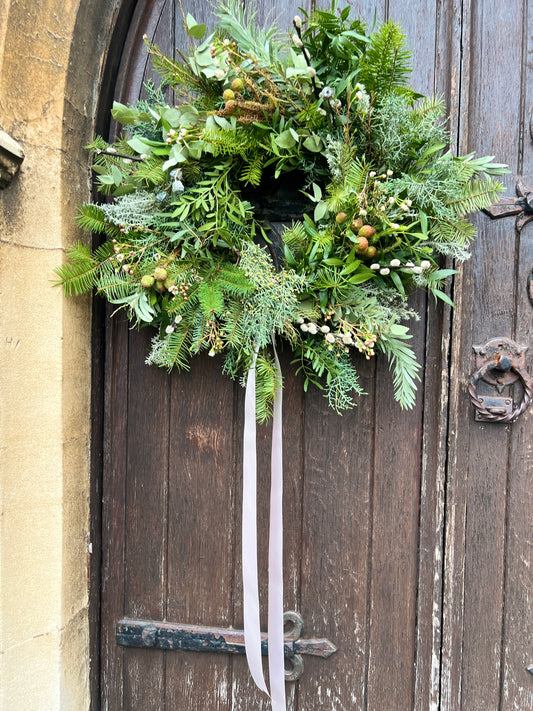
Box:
[499, 4, 533, 706]
[122, 327, 170, 709]
[164, 353, 235, 710]
[100, 313, 129, 711]
[113, 0, 173, 111]
[298, 355, 376, 711]
[230, 349, 304, 711]
[442, 1, 527, 709]
[366, 297, 426, 711]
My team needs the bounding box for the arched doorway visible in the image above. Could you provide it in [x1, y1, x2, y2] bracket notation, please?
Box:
[94, 2, 533, 709]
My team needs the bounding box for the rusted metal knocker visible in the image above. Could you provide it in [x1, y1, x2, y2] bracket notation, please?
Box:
[469, 338, 533, 422]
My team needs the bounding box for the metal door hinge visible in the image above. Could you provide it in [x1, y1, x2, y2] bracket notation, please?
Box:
[116, 610, 337, 681]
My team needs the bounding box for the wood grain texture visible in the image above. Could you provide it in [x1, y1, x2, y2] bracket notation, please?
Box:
[122, 327, 170, 708]
[100, 313, 129, 710]
[442, 1, 532, 710]
[95, 1, 532, 709]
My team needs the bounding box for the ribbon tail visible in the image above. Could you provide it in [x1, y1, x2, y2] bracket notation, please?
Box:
[242, 347, 269, 696]
[268, 339, 287, 711]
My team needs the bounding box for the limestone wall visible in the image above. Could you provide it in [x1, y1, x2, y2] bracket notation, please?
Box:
[0, 1, 122, 707]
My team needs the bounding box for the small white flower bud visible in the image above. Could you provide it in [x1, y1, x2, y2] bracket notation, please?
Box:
[293, 15, 302, 28]
[308, 323, 318, 334]
[307, 66, 316, 79]
[320, 325, 330, 333]
[379, 267, 390, 276]
[300, 323, 309, 332]
[420, 260, 431, 270]
[390, 259, 401, 267]
[370, 263, 380, 270]
[165, 325, 175, 334]
[325, 333, 335, 344]
[386, 169, 393, 176]
[413, 266, 423, 274]
[292, 33, 303, 48]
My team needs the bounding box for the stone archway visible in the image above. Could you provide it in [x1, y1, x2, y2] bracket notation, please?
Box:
[0, 1, 132, 707]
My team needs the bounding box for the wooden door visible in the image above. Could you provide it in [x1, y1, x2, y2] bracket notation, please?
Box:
[97, 1, 533, 709]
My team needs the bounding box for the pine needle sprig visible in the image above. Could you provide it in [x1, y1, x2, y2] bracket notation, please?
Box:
[358, 21, 411, 95]
[54, 242, 114, 297]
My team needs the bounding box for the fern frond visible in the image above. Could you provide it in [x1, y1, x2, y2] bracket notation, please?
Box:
[163, 321, 195, 370]
[255, 352, 281, 423]
[240, 154, 264, 187]
[429, 216, 476, 245]
[214, 263, 254, 296]
[95, 263, 137, 301]
[198, 280, 225, 314]
[359, 21, 411, 95]
[446, 178, 504, 216]
[76, 204, 119, 236]
[133, 158, 166, 186]
[378, 325, 420, 409]
[53, 242, 114, 296]
[145, 40, 205, 93]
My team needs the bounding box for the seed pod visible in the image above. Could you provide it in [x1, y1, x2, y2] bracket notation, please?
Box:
[141, 275, 155, 288]
[222, 89, 235, 101]
[231, 77, 244, 92]
[355, 236, 369, 254]
[358, 224, 376, 239]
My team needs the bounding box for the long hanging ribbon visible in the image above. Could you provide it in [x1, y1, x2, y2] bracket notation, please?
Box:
[242, 341, 286, 711]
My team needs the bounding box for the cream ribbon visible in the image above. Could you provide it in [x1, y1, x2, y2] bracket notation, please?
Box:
[242, 341, 286, 710]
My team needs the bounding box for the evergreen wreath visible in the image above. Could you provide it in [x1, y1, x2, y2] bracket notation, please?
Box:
[55, 0, 507, 421]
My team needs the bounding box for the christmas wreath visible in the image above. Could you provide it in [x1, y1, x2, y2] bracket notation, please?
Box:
[56, 0, 507, 420]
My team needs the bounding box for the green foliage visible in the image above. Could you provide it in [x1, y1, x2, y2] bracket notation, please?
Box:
[378, 324, 420, 409]
[358, 21, 412, 95]
[54, 242, 114, 296]
[55, 0, 508, 419]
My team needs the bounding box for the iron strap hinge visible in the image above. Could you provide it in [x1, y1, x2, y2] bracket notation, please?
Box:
[116, 611, 336, 681]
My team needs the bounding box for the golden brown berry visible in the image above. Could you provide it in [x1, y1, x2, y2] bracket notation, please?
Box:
[365, 245, 377, 259]
[355, 236, 369, 254]
[231, 77, 244, 92]
[358, 224, 376, 239]
[335, 212, 347, 225]
[222, 89, 235, 101]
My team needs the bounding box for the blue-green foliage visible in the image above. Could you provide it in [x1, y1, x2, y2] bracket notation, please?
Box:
[55, 0, 508, 418]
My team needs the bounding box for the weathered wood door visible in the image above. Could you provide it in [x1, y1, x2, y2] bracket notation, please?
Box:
[97, 1, 533, 709]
